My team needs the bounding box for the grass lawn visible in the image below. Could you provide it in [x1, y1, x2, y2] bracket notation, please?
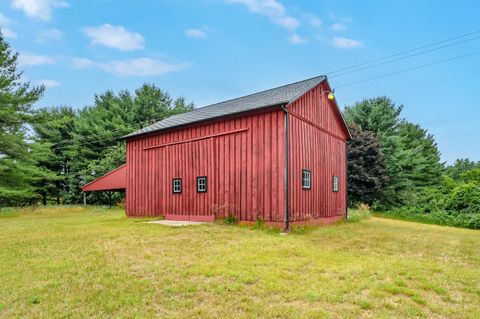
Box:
[0, 207, 479, 318]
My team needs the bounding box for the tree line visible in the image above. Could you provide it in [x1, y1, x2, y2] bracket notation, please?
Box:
[0, 34, 193, 206]
[345, 98, 480, 228]
[1, 33, 479, 228]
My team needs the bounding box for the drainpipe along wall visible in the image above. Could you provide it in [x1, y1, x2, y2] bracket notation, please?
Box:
[281, 104, 290, 232]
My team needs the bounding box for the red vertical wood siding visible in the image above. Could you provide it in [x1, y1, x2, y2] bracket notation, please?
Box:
[125, 80, 349, 224]
[126, 109, 286, 222]
[287, 82, 348, 221]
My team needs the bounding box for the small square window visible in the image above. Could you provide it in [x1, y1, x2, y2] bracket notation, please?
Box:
[302, 170, 311, 190]
[172, 178, 182, 194]
[197, 176, 207, 193]
[333, 176, 339, 192]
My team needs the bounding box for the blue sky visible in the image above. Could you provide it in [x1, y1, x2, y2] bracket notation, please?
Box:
[1, 0, 479, 163]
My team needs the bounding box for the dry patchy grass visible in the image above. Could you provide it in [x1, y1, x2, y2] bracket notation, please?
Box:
[0, 206, 479, 318]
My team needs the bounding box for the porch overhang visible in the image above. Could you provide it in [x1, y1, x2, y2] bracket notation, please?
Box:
[82, 164, 126, 192]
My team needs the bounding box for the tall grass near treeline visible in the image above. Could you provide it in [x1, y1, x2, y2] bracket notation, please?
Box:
[374, 180, 480, 229]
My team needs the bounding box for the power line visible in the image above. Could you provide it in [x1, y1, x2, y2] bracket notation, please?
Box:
[58, 142, 124, 153]
[326, 29, 480, 75]
[53, 133, 127, 151]
[329, 35, 480, 79]
[50, 31, 480, 151]
[53, 128, 130, 148]
[53, 51, 480, 151]
[335, 50, 480, 89]
[51, 116, 159, 147]
[338, 69, 480, 105]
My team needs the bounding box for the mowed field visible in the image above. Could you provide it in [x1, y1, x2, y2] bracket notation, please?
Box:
[0, 207, 479, 318]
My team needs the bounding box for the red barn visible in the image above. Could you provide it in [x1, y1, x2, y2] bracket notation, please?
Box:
[83, 75, 351, 228]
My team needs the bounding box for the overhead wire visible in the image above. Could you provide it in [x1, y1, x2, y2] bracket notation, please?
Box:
[326, 29, 480, 75]
[49, 30, 480, 151]
[51, 116, 159, 147]
[335, 50, 480, 89]
[338, 69, 480, 105]
[329, 35, 480, 78]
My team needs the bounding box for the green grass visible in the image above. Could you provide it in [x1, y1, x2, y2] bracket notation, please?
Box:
[1, 206, 479, 318]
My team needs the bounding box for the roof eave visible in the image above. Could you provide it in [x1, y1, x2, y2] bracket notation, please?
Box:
[122, 103, 286, 141]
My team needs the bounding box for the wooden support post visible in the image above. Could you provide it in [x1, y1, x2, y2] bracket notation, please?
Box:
[107, 191, 112, 208]
[83, 192, 86, 206]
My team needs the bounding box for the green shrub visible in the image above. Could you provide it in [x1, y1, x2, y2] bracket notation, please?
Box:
[446, 183, 480, 215]
[253, 217, 265, 229]
[378, 209, 480, 229]
[347, 205, 372, 223]
[441, 175, 457, 193]
[224, 214, 238, 225]
[460, 168, 480, 184]
[376, 175, 480, 229]
[410, 186, 446, 213]
[458, 213, 480, 229]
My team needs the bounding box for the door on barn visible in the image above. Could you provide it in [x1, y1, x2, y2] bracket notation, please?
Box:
[211, 131, 243, 220]
[187, 138, 217, 220]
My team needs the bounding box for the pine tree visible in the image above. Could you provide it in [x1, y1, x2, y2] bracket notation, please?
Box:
[64, 84, 194, 204]
[398, 122, 444, 187]
[343, 97, 444, 209]
[31, 106, 76, 204]
[0, 32, 45, 205]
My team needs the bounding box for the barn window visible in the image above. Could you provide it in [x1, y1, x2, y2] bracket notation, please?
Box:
[333, 176, 339, 192]
[302, 170, 311, 190]
[197, 176, 207, 193]
[172, 178, 182, 194]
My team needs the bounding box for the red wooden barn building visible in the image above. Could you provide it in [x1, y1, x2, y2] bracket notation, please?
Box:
[83, 75, 351, 228]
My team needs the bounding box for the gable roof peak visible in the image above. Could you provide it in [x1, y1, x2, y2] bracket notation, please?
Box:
[124, 75, 327, 139]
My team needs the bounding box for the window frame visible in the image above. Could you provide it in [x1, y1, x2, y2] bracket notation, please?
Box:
[197, 176, 207, 193]
[302, 169, 311, 190]
[172, 178, 182, 194]
[333, 175, 339, 192]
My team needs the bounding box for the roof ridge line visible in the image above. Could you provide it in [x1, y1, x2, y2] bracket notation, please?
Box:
[123, 75, 327, 139]
[182, 74, 326, 113]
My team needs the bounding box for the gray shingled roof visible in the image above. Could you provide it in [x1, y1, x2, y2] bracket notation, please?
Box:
[124, 75, 326, 139]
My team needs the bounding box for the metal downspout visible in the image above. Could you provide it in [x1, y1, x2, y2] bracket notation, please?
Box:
[281, 104, 290, 231]
[345, 143, 348, 220]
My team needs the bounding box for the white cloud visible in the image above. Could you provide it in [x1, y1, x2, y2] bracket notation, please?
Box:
[331, 23, 347, 32]
[36, 28, 63, 42]
[0, 12, 16, 38]
[83, 24, 144, 51]
[37, 79, 60, 88]
[308, 15, 322, 27]
[185, 28, 207, 39]
[70, 56, 189, 77]
[11, 0, 69, 21]
[18, 53, 56, 66]
[332, 36, 362, 49]
[0, 12, 13, 26]
[71, 57, 94, 69]
[227, 0, 300, 30]
[288, 34, 308, 45]
[98, 58, 189, 77]
[2, 28, 17, 38]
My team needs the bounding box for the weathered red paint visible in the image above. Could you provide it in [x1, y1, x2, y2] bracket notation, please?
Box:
[287, 81, 348, 222]
[82, 164, 126, 192]
[123, 79, 349, 224]
[126, 108, 286, 221]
